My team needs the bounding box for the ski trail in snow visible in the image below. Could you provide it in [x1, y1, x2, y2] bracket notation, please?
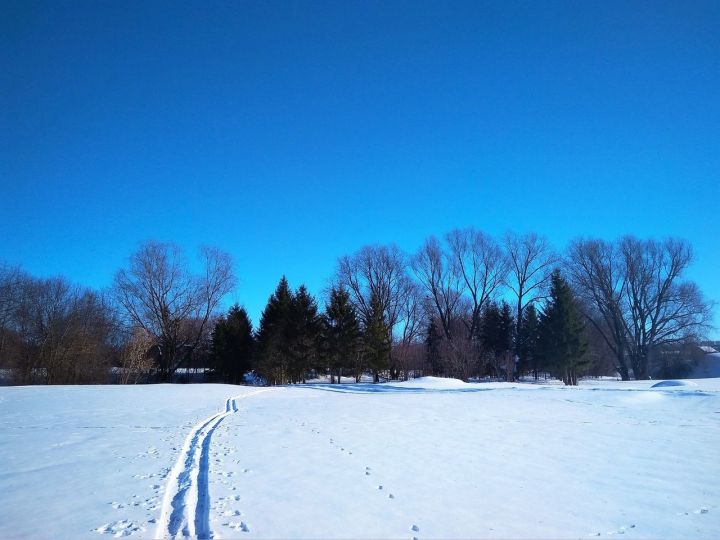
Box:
[155, 389, 271, 539]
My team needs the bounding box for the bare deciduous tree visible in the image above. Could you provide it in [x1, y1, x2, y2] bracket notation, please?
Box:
[8, 276, 116, 384]
[566, 238, 630, 379]
[620, 236, 712, 379]
[446, 227, 509, 338]
[411, 236, 463, 340]
[411, 235, 491, 381]
[0, 265, 25, 365]
[504, 231, 558, 344]
[567, 236, 713, 380]
[336, 244, 411, 332]
[119, 327, 156, 384]
[336, 244, 419, 380]
[114, 241, 235, 380]
[392, 281, 424, 380]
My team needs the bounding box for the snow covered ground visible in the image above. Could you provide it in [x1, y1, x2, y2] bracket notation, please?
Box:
[1, 378, 718, 539]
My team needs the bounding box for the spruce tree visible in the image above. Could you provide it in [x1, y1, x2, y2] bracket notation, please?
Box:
[536, 270, 589, 385]
[210, 304, 254, 384]
[286, 285, 322, 383]
[324, 287, 361, 383]
[518, 303, 541, 379]
[425, 318, 442, 376]
[499, 301, 516, 381]
[363, 293, 390, 383]
[480, 301, 514, 379]
[255, 276, 294, 385]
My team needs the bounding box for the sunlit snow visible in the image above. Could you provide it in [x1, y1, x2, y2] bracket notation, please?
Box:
[1, 378, 718, 539]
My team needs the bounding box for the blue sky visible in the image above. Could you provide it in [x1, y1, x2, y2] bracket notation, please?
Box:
[1, 1, 718, 333]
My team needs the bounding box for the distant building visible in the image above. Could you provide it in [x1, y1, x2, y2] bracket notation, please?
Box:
[650, 342, 718, 379]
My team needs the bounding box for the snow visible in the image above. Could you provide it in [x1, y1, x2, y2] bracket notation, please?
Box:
[651, 380, 699, 388]
[1, 378, 719, 539]
[392, 375, 468, 388]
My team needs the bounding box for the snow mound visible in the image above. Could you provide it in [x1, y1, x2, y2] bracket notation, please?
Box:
[651, 380, 699, 388]
[396, 376, 467, 389]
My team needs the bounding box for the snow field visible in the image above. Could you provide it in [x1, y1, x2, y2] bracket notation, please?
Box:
[0, 378, 718, 539]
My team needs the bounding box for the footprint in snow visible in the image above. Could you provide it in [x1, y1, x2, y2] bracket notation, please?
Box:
[94, 519, 142, 536]
[224, 521, 249, 532]
[606, 524, 635, 535]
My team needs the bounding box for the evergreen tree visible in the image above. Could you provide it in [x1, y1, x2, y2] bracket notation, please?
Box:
[210, 304, 254, 384]
[363, 293, 391, 383]
[480, 301, 514, 380]
[536, 270, 589, 385]
[255, 276, 294, 385]
[425, 318, 442, 376]
[286, 285, 322, 383]
[517, 303, 541, 379]
[324, 287, 361, 383]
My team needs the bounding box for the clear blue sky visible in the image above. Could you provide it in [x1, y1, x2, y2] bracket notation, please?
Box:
[1, 1, 718, 334]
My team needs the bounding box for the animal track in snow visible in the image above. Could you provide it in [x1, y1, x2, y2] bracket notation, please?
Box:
[223, 520, 249, 532]
[94, 519, 143, 537]
[605, 524, 635, 535]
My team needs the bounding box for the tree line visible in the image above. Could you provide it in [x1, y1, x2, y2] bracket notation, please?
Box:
[0, 231, 713, 385]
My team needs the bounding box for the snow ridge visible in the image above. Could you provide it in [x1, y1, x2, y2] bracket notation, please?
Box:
[155, 389, 270, 539]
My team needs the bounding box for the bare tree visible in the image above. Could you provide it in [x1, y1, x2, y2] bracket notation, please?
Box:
[567, 236, 713, 380]
[566, 238, 631, 380]
[114, 241, 235, 380]
[620, 237, 712, 379]
[504, 231, 558, 347]
[437, 317, 478, 382]
[411, 236, 463, 340]
[0, 265, 25, 365]
[336, 244, 419, 381]
[336, 244, 411, 333]
[9, 277, 115, 384]
[392, 281, 424, 380]
[119, 327, 156, 384]
[446, 228, 509, 338]
[411, 236, 487, 381]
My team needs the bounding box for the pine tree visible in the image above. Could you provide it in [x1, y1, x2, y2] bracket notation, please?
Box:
[255, 276, 294, 385]
[286, 285, 322, 383]
[210, 304, 254, 384]
[324, 287, 361, 383]
[363, 293, 391, 383]
[536, 270, 589, 385]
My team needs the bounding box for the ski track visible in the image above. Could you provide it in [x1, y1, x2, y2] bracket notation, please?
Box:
[155, 389, 271, 539]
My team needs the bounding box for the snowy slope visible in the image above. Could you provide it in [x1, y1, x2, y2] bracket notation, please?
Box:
[1, 379, 718, 539]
